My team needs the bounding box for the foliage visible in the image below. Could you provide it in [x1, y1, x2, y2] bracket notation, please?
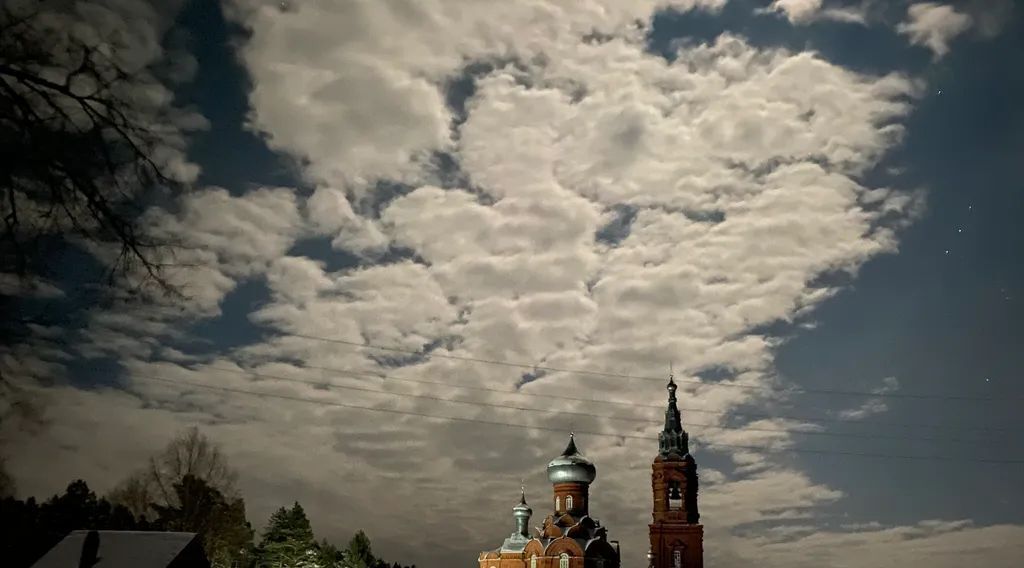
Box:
[152, 474, 253, 568]
[110, 427, 249, 567]
[254, 502, 325, 568]
[340, 530, 415, 568]
[109, 426, 239, 520]
[344, 530, 376, 568]
[0, 455, 13, 498]
[0, 479, 144, 568]
[0, 477, 420, 568]
[0, 427, 419, 568]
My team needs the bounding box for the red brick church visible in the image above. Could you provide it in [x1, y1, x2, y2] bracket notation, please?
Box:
[478, 376, 703, 568]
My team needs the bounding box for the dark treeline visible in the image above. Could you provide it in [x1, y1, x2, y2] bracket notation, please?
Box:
[0, 428, 415, 568]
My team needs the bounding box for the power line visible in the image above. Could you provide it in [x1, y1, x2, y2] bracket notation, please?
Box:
[24, 330, 1017, 432]
[204, 364, 998, 445]
[293, 362, 1015, 434]
[131, 373, 1024, 465]
[283, 332, 1014, 402]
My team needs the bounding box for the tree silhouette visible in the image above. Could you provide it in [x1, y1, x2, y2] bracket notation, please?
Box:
[152, 474, 252, 568]
[109, 426, 239, 520]
[255, 502, 322, 567]
[0, 479, 142, 568]
[0, 1, 194, 290]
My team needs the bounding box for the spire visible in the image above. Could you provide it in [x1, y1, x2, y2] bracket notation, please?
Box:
[562, 432, 578, 456]
[658, 373, 689, 457]
[512, 485, 532, 538]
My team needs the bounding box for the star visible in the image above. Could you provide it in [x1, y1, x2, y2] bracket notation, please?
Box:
[937, 89, 943, 95]
[944, 249, 950, 254]
[957, 228, 963, 233]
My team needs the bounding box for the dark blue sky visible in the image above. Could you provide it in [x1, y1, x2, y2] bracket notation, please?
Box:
[648, 0, 1024, 530]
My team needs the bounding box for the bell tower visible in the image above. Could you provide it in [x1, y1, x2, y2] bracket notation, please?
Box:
[649, 375, 703, 568]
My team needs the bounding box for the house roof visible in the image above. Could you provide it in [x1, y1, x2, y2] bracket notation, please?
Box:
[31, 530, 210, 568]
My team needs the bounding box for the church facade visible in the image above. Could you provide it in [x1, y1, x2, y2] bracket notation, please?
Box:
[478, 376, 703, 568]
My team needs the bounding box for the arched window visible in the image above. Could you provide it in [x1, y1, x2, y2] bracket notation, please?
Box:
[668, 479, 683, 510]
[555, 496, 560, 511]
[559, 553, 570, 568]
[531, 555, 537, 568]
[565, 495, 573, 510]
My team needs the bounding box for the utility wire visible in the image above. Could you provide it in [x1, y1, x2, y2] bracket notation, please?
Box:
[293, 362, 1015, 434]
[283, 332, 1015, 402]
[131, 373, 1024, 465]
[201, 364, 997, 445]
[24, 330, 1017, 432]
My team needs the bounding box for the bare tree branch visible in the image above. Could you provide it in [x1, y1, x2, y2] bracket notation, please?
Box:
[0, 2, 193, 297]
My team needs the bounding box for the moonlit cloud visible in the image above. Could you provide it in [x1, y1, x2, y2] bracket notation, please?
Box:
[897, 3, 973, 59]
[837, 376, 900, 420]
[759, 0, 868, 25]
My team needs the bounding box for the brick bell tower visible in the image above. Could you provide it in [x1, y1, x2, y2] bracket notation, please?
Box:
[648, 375, 703, 568]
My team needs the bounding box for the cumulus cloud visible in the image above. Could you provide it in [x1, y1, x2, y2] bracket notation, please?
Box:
[70, 187, 305, 363]
[760, 0, 868, 25]
[8, 2, 1017, 568]
[897, 3, 973, 59]
[225, 0, 729, 192]
[306, 187, 389, 257]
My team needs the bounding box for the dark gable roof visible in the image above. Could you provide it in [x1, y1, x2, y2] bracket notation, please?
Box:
[31, 530, 210, 568]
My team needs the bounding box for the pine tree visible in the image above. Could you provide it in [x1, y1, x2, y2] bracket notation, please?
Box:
[343, 530, 375, 568]
[255, 502, 321, 567]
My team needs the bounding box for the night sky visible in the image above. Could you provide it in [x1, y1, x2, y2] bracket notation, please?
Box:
[4, 1, 1023, 567]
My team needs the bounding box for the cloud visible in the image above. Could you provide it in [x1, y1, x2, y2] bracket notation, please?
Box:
[0, 273, 64, 299]
[767, 0, 826, 24]
[225, 0, 729, 192]
[734, 520, 1024, 567]
[759, 0, 868, 25]
[69, 187, 305, 363]
[963, 0, 1015, 39]
[306, 187, 390, 257]
[837, 376, 899, 420]
[897, 3, 973, 59]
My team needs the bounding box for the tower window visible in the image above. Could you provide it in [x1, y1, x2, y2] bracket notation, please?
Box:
[673, 549, 682, 568]
[531, 555, 537, 568]
[555, 496, 560, 511]
[565, 495, 573, 510]
[560, 553, 570, 568]
[668, 479, 683, 510]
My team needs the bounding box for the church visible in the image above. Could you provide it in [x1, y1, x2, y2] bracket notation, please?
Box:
[478, 376, 703, 568]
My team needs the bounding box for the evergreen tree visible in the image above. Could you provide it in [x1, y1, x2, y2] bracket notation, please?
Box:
[152, 475, 253, 568]
[338, 530, 415, 568]
[318, 539, 344, 565]
[344, 530, 375, 568]
[0, 480, 142, 568]
[255, 502, 322, 567]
